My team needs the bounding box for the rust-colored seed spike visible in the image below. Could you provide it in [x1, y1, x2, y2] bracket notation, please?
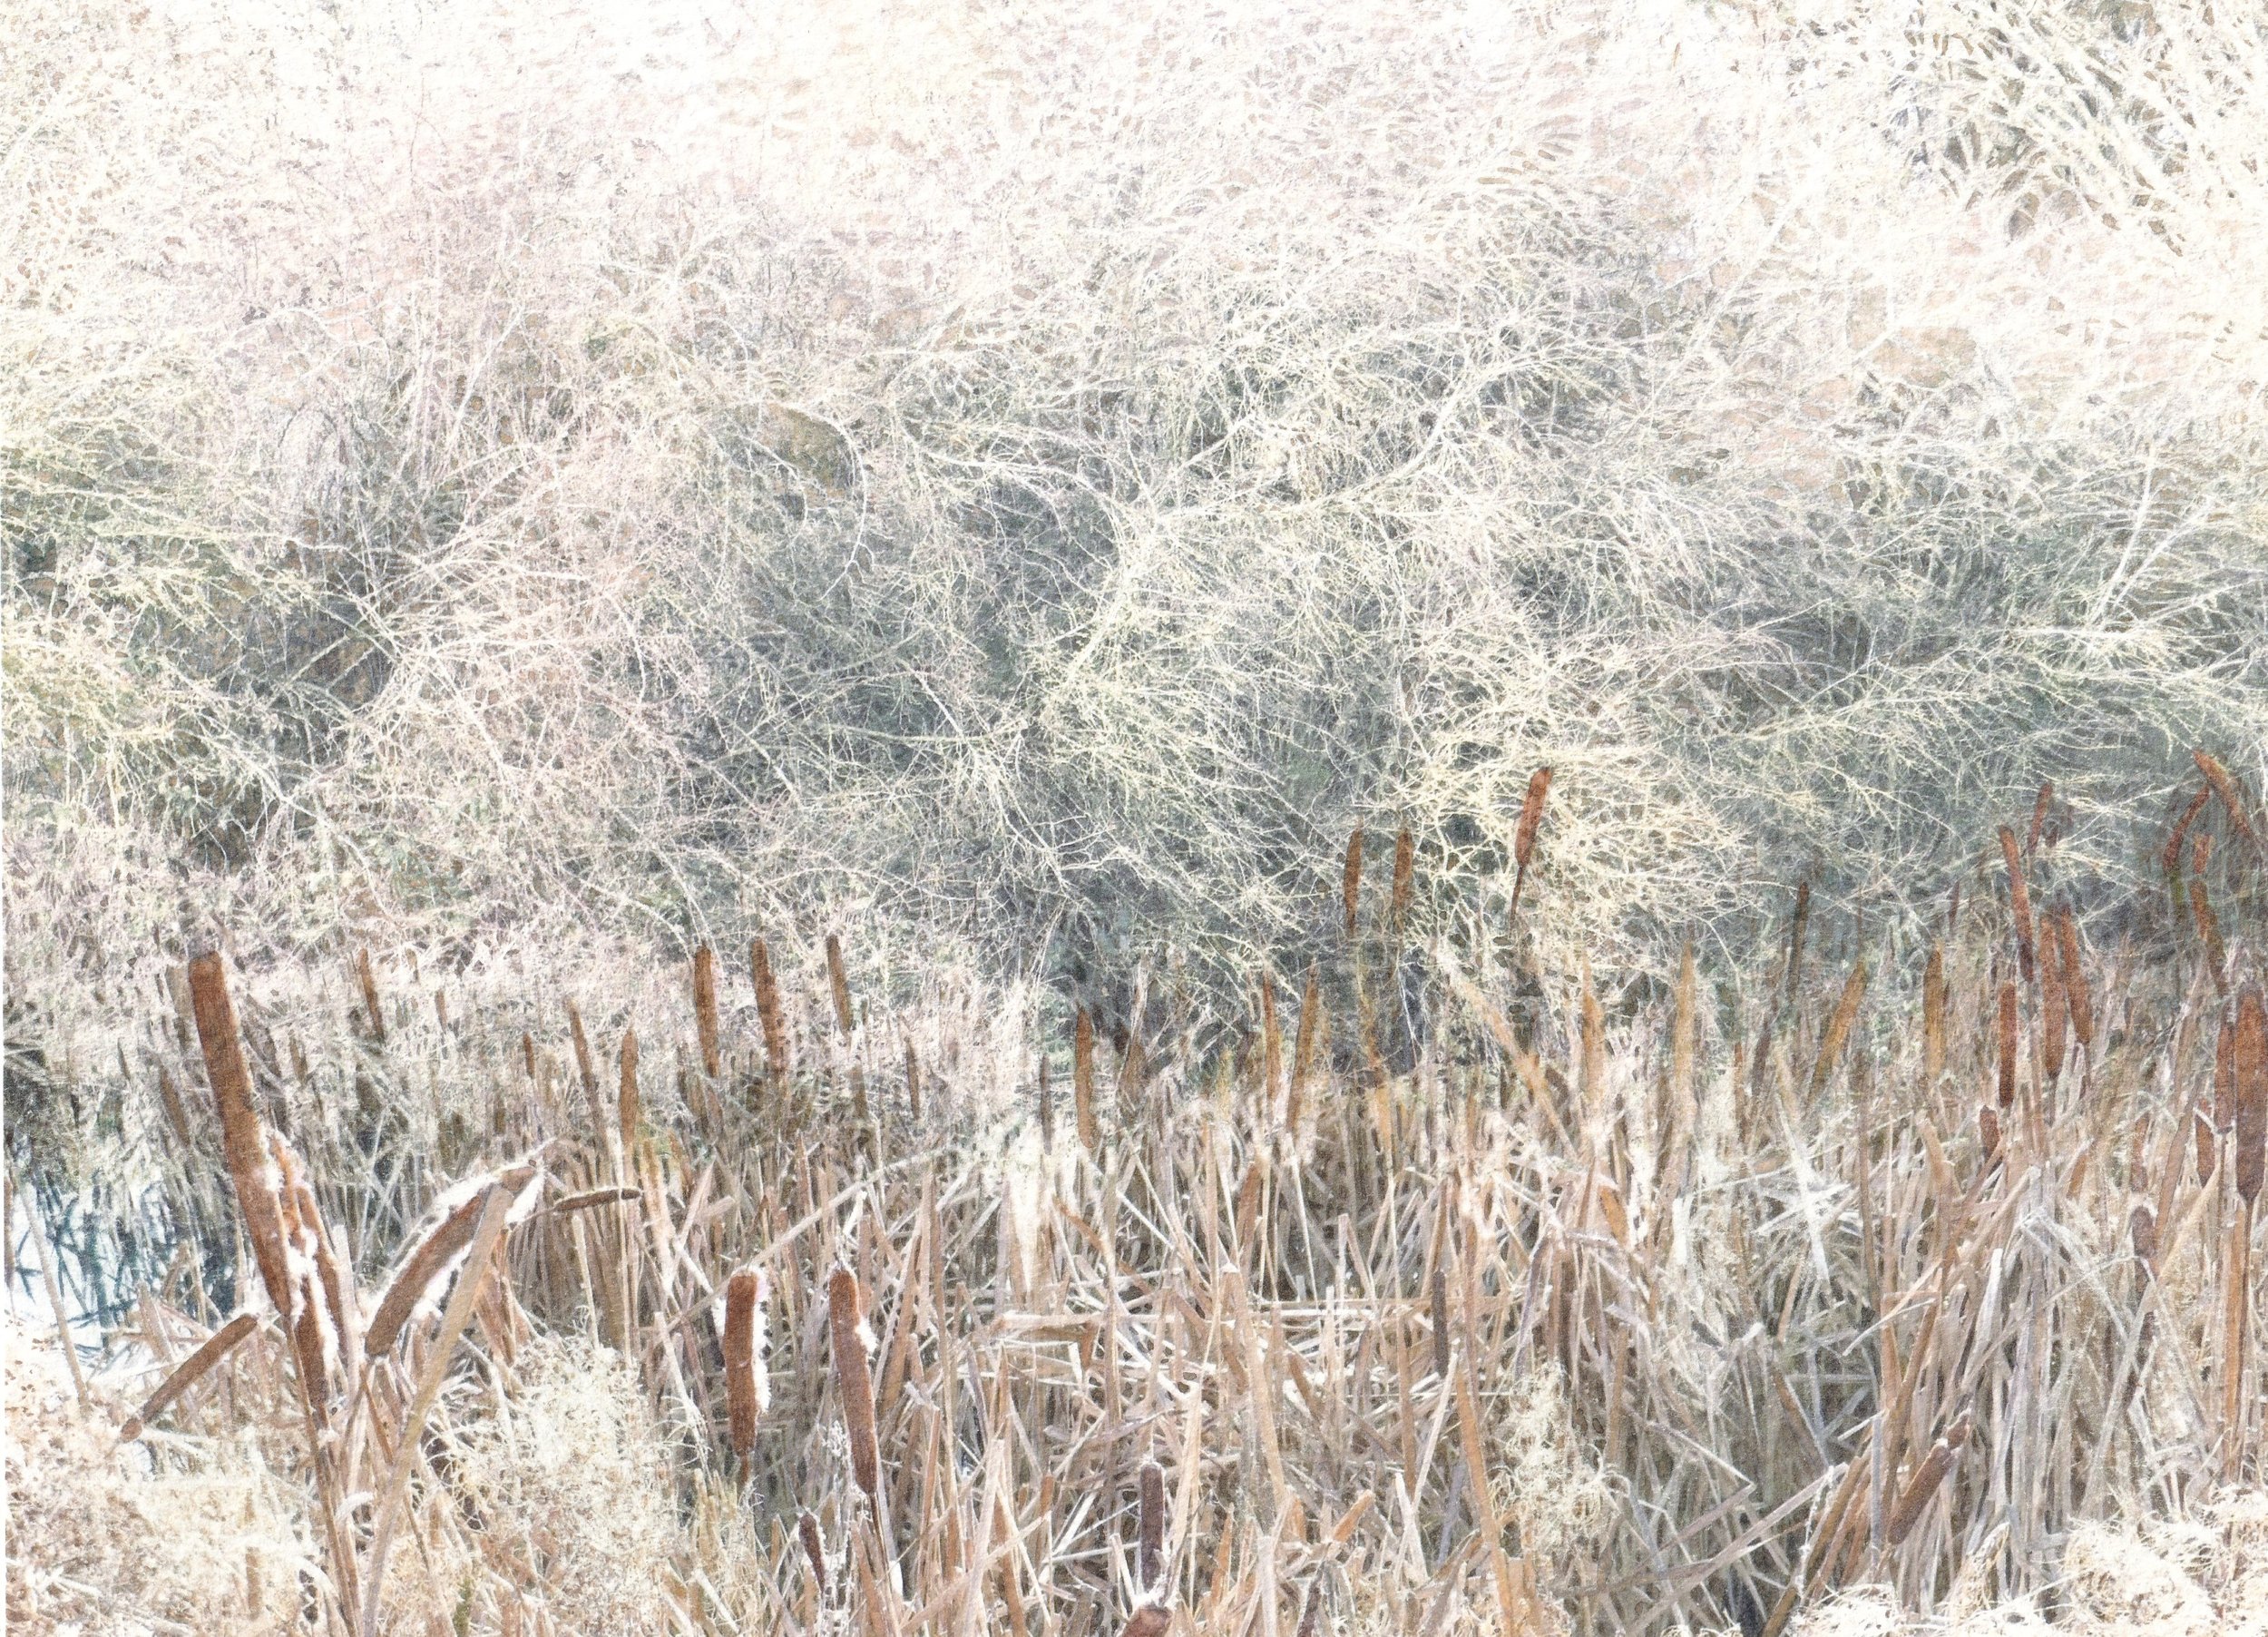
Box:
[1810, 959, 1869, 1098]
[2041, 925, 2068, 1084]
[903, 1036, 922, 1122]
[566, 1000, 599, 1101]
[1510, 766, 1553, 920]
[618, 1028, 640, 1155]
[798, 1512, 826, 1593]
[1259, 972, 1283, 1116]
[1120, 1607, 1171, 1637]
[1137, 1457, 1167, 1593]
[186, 955, 295, 1319]
[1073, 1006, 1099, 1152]
[121, 1310, 259, 1441]
[2195, 749, 2261, 852]
[1999, 826, 2035, 984]
[828, 1269, 881, 1504]
[1389, 827, 1414, 935]
[2056, 908, 2093, 1049]
[1922, 943, 1948, 1085]
[825, 933, 855, 1038]
[750, 937, 789, 1085]
[1037, 1054, 1054, 1144]
[1885, 1420, 1971, 1545]
[722, 1267, 763, 1458]
[2234, 985, 2265, 1208]
[1342, 822, 1364, 938]
[2027, 779, 2053, 855]
[356, 946, 386, 1041]
[366, 1165, 536, 1355]
[1980, 1103, 2001, 1162]
[1289, 966, 1323, 1132]
[2192, 872, 2229, 993]
[1997, 982, 2019, 1108]
[691, 946, 720, 1077]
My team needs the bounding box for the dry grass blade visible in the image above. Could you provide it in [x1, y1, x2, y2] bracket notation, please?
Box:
[828, 1268, 881, 1505]
[185, 954, 294, 1318]
[120, 1311, 258, 1441]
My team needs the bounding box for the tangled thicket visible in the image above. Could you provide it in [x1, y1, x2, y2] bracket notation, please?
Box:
[5, 0, 2264, 1001]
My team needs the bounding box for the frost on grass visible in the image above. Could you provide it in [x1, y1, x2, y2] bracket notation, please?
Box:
[444, 1335, 678, 1633]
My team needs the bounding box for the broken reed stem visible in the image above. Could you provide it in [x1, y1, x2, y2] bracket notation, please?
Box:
[722, 1266, 765, 1458]
[121, 1310, 258, 1441]
[692, 945, 721, 1077]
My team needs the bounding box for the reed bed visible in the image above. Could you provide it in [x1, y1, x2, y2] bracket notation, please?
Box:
[5, 769, 2264, 1635]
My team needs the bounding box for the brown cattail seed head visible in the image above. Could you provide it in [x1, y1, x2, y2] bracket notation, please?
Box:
[798, 1512, 826, 1593]
[1510, 766, 1553, 918]
[750, 937, 790, 1085]
[2056, 907, 2093, 1048]
[691, 946, 721, 1077]
[618, 1028, 640, 1154]
[1137, 1458, 1167, 1593]
[2195, 749, 2260, 852]
[2234, 985, 2265, 1208]
[825, 934, 855, 1037]
[828, 1269, 881, 1503]
[187, 955, 295, 1321]
[1073, 1006, 1100, 1152]
[1999, 827, 2035, 984]
[1389, 827, 1414, 933]
[1922, 943, 1948, 1084]
[721, 1267, 765, 1458]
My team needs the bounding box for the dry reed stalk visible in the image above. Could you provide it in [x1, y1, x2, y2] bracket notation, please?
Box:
[1342, 822, 1364, 938]
[1137, 1457, 1167, 1593]
[1997, 982, 2019, 1109]
[1999, 827, 2036, 984]
[750, 937, 790, 1085]
[1810, 959, 1869, 1098]
[366, 1163, 537, 1355]
[828, 1268, 881, 1505]
[2195, 748, 2261, 854]
[2027, 779, 2053, 854]
[121, 1310, 258, 1441]
[1510, 766, 1552, 922]
[826, 933, 855, 1038]
[1657, 938, 1700, 1220]
[618, 1028, 640, 1155]
[1885, 1418, 1970, 1545]
[692, 946, 721, 1076]
[1074, 1006, 1100, 1152]
[186, 954, 295, 1319]
[355, 947, 386, 1042]
[1922, 944, 1948, 1085]
[2056, 907, 2094, 1051]
[722, 1266, 766, 1458]
[1580, 956, 1605, 1133]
